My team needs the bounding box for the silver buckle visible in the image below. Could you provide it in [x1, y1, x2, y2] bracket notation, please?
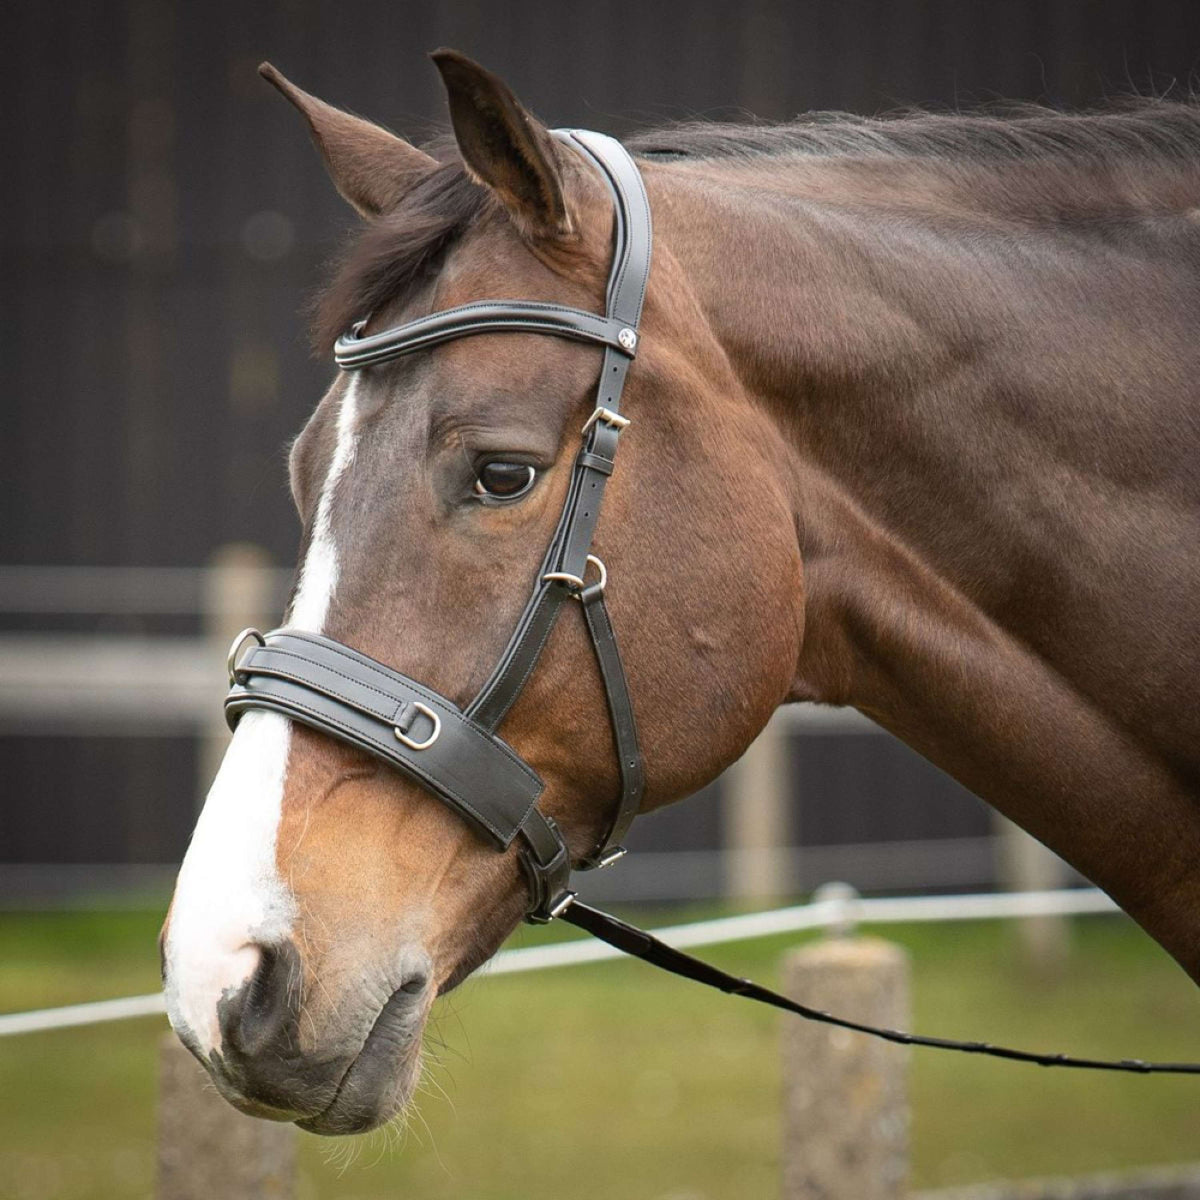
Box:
[548, 891, 577, 920]
[542, 554, 606, 598]
[596, 846, 627, 869]
[226, 628, 266, 685]
[582, 406, 631, 435]
[394, 702, 441, 751]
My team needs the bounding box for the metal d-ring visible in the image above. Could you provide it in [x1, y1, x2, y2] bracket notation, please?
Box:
[227, 627, 266, 685]
[394, 702, 441, 751]
[542, 554, 606, 599]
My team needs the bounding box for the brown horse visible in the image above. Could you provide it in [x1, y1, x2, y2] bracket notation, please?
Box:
[162, 51, 1200, 1134]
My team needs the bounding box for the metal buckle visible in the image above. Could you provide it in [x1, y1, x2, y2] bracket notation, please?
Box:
[581, 407, 631, 435]
[548, 891, 577, 919]
[542, 554, 606, 598]
[596, 846, 627, 869]
[394, 702, 441, 751]
[226, 628, 266, 685]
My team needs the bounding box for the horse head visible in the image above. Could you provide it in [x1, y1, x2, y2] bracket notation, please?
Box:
[161, 51, 803, 1134]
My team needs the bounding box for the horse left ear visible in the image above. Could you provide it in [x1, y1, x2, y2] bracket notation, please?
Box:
[430, 49, 572, 239]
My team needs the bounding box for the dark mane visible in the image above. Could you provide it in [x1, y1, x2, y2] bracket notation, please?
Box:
[315, 100, 1200, 354]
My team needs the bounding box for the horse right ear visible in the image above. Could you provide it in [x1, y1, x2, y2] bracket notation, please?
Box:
[259, 63, 436, 217]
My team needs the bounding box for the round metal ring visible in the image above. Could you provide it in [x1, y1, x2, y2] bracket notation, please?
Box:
[542, 554, 606, 599]
[583, 554, 607, 593]
[394, 702, 441, 751]
[227, 627, 266, 685]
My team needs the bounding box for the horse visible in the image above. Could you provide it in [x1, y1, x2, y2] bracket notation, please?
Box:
[161, 50, 1200, 1134]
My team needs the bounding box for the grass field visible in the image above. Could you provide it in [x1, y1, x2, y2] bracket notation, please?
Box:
[1, 905, 1198, 1199]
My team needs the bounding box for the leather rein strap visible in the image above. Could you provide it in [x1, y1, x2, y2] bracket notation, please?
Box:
[561, 901, 1200, 1075]
[225, 127, 1200, 1075]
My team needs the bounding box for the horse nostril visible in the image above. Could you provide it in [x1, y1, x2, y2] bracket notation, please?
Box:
[399, 972, 428, 996]
[217, 939, 303, 1059]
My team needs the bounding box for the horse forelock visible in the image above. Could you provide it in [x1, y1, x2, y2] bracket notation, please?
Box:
[312, 150, 498, 356]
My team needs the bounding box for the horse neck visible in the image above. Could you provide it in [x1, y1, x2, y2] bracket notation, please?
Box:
[647, 154, 1200, 974]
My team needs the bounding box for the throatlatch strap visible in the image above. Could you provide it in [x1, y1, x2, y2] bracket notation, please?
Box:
[560, 901, 1200, 1075]
[578, 586, 643, 864]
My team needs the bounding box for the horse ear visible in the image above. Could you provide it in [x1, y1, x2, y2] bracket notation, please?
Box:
[258, 63, 436, 218]
[430, 49, 571, 239]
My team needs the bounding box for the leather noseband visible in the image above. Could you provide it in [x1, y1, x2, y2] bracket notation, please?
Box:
[226, 129, 650, 922]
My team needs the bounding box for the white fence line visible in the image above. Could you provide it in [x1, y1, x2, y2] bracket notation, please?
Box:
[0, 887, 1119, 1038]
[0, 565, 293, 615]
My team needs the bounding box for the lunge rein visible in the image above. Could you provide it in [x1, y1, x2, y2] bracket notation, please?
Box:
[225, 129, 1200, 1075]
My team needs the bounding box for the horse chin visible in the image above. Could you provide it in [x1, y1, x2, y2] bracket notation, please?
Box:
[294, 986, 431, 1136]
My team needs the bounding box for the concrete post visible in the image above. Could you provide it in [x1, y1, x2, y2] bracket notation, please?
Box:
[199, 542, 275, 807]
[782, 937, 909, 1200]
[723, 713, 792, 902]
[157, 1033, 295, 1199]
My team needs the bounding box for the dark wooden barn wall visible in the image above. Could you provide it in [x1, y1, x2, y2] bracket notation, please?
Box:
[3, 0, 1198, 868]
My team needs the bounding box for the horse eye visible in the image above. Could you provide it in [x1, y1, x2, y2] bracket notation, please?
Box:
[473, 461, 536, 500]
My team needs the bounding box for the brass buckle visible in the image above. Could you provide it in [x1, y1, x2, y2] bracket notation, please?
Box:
[394, 702, 441, 751]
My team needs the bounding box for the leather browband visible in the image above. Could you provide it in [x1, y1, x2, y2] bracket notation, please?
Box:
[334, 303, 637, 369]
[227, 129, 651, 922]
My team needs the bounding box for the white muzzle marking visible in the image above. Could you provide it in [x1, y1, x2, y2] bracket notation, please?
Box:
[165, 378, 361, 1055]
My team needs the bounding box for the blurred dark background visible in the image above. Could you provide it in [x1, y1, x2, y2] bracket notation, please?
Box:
[4, 0, 1199, 903]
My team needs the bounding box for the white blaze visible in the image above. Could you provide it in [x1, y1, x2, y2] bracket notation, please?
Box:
[165, 378, 361, 1053]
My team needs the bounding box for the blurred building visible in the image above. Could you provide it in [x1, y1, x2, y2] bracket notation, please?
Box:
[3, 0, 1196, 905]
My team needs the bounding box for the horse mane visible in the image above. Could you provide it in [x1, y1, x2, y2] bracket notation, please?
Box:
[627, 97, 1200, 164]
[314, 99, 1200, 355]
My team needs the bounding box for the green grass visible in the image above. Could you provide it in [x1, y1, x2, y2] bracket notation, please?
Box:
[1, 906, 1198, 1199]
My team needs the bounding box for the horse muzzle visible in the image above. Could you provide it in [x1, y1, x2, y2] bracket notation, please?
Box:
[165, 934, 433, 1133]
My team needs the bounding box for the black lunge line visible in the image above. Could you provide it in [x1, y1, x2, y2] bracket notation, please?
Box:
[562, 900, 1200, 1075]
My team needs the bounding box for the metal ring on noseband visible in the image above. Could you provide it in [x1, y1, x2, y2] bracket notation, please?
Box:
[227, 627, 266, 685]
[393, 702, 441, 751]
[542, 554, 607, 597]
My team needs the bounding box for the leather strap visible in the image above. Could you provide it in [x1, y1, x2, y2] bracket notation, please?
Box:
[225, 632, 543, 849]
[334, 302, 637, 370]
[561, 900, 1200, 1075]
[577, 586, 643, 865]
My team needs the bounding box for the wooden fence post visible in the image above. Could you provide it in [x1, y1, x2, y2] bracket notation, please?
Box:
[157, 1033, 296, 1199]
[781, 936, 909, 1200]
[199, 542, 276, 807]
[723, 713, 792, 902]
[993, 813, 1070, 973]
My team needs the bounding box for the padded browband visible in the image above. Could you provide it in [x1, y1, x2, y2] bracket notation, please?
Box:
[335, 303, 636, 370]
[226, 129, 651, 922]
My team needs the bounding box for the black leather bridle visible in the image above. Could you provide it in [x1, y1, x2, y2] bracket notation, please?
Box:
[223, 128, 1200, 1076]
[226, 129, 649, 924]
